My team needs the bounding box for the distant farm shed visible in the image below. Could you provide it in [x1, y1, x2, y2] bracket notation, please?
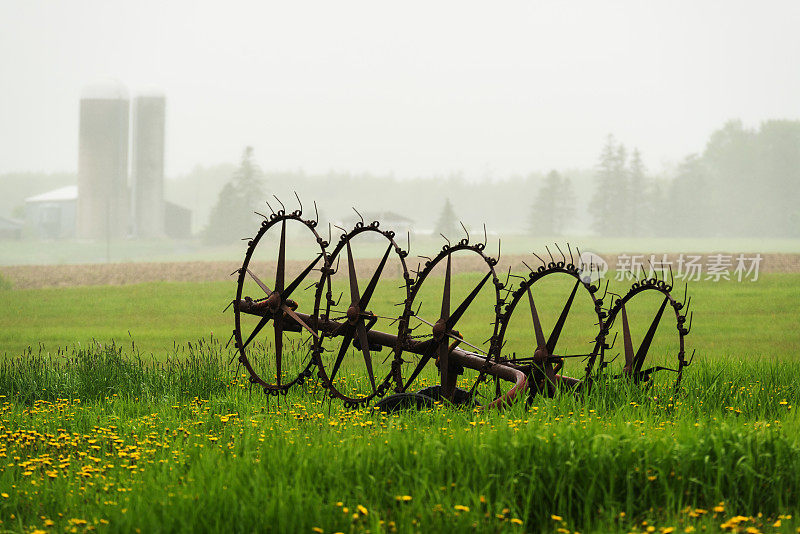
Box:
[0, 215, 23, 240]
[24, 184, 191, 239]
[25, 185, 78, 239]
[344, 211, 415, 236]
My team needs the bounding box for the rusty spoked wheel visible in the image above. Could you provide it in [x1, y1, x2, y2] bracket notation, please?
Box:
[312, 220, 412, 408]
[233, 205, 328, 396]
[488, 248, 606, 403]
[397, 237, 502, 402]
[601, 273, 694, 391]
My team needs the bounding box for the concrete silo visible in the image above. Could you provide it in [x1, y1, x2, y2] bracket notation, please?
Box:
[76, 81, 130, 240]
[131, 91, 166, 237]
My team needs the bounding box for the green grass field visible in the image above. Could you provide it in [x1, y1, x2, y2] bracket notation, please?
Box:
[1, 274, 799, 533]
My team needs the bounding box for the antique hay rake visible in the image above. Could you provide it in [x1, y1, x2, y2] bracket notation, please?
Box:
[231, 199, 694, 410]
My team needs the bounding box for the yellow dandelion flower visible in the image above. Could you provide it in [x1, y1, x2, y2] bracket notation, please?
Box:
[454, 505, 470, 512]
[312, 528, 323, 533]
[773, 520, 782, 528]
[357, 505, 368, 516]
[395, 495, 412, 502]
[510, 518, 523, 525]
[1, 493, 8, 498]
[551, 515, 563, 521]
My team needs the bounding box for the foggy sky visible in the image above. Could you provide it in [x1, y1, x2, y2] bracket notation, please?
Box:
[1, 1, 799, 179]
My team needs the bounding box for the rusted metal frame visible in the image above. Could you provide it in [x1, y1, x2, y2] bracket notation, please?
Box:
[601, 277, 689, 390]
[233, 208, 328, 395]
[237, 300, 534, 404]
[493, 264, 606, 401]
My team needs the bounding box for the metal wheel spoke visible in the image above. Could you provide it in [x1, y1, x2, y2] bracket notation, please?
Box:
[329, 324, 355, 383]
[403, 342, 437, 391]
[242, 314, 272, 349]
[275, 219, 286, 293]
[546, 279, 580, 355]
[633, 296, 669, 374]
[281, 304, 319, 340]
[440, 254, 451, 321]
[274, 316, 284, 386]
[438, 339, 450, 394]
[526, 286, 547, 348]
[246, 268, 272, 296]
[446, 271, 491, 331]
[346, 240, 361, 306]
[282, 253, 324, 300]
[356, 323, 377, 393]
[358, 244, 393, 311]
[621, 304, 635, 372]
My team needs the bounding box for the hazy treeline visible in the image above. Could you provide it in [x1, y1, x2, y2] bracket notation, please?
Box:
[590, 120, 800, 238]
[1, 119, 798, 241]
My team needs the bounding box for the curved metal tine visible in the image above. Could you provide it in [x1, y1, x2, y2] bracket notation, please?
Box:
[328, 324, 355, 383]
[532, 251, 547, 267]
[633, 296, 669, 374]
[621, 303, 635, 371]
[246, 268, 273, 296]
[601, 280, 610, 301]
[345, 240, 361, 306]
[282, 253, 325, 301]
[555, 243, 566, 264]
[359, 244, 393, 311]
[314, 201, 319, 225]
[441, 254, 452, 321]
[274, 317, 283, 386]
[460, 221, 469, 243]
[497, 239, 501, 261]
[273, 195, 286, 213]
[440, 233, 451, 247]
[446, 270, 492, 331]
[546, 279, 581, 355]
[293, 191, 303, 213]
[545, 246, 555, 264]
[522, 260, 535, 274]
[669, 264, 674, 287]
[407, 231, 411, 254]
[275, 219, 287, 293]
[567, 243, 574, 266]
[265, 200, 275, 215]
[526, 286, 547, 348]
[355, 322, 377, 393]
[352, 207, 364, 226]
[483, 224, 487, 248]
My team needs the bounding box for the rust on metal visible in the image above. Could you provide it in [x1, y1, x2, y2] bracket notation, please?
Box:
[231, 199, 694, 410]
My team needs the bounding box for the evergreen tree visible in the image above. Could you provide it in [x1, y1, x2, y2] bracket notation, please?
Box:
[527, 170, 576, 236]
[590, 135, 629, 236]
[203, 147, 265, 245]
[434, 198, 459, 238]
[628, 149, 646, 236]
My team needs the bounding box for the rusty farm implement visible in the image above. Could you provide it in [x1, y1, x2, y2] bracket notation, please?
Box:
[231, 200, 694, 410]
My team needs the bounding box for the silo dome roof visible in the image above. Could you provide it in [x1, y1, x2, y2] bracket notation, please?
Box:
[135, 86, 165, 99]
[81, 79, 129, 100]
